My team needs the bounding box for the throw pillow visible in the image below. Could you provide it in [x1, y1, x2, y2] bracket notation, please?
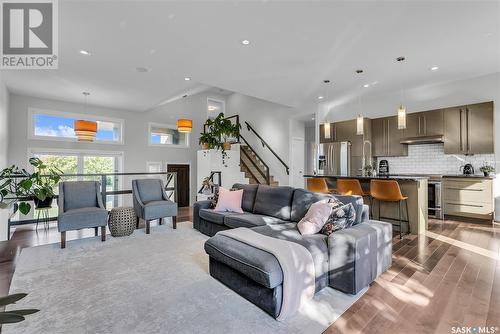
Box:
[297, 200, 334, 235]
[320, 203, 356, 236]
[214, 187, 244, 213]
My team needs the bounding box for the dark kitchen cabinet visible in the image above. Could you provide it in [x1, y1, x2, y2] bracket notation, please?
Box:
[444, 102, 493, 154]
[372, 116, 407, 157]
[405, 109, 444, 138]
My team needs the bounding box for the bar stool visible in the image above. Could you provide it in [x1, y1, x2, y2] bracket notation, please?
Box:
[370, 179, 409, 239]
[337, 179, 372, 217]
[306, 178, 331, 194]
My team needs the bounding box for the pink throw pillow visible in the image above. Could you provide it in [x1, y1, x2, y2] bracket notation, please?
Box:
[297, 200, 333, 235]
[214, 187, 244, 213]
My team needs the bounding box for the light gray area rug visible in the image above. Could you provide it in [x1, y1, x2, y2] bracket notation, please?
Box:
[6, 223, 366, 334]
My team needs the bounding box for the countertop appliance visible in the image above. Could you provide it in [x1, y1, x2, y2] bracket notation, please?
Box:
[318, 142, 351, 176]
[461, 163, 474, 175]
[378, 160, 389, 176]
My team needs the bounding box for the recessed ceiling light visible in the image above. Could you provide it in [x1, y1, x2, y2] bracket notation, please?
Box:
[323, 80, 330, 84]
[396, 56, 405, 62]
[356, 69, 364, 74]
[135, 67, 151, 73]
[241, 39, 250, 45]
[184, 77, 191, 81]
[182, 94, 188, 98]
[318, 96, 324, 100]
[363, 84, 370, 88]
[79, 50, 91, 56]
[430, 66, 439, 71]
[311, 117, 315, 120]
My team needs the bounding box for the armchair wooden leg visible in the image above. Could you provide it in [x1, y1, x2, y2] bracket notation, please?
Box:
[101, 226, 106, 242]
[94, 226, 98, 236]
[146, 220, 151, 234]
[159, 218, 163, 225]
[61, 232, 66, 249]
[136, 217, 140, 229]
[172, 216, 177, 229]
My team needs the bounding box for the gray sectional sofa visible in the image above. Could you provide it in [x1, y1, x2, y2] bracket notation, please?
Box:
[194, 184, 392, 318]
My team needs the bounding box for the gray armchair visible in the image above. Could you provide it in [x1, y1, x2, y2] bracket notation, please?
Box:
[132, 179, 178, 234]
[58, 181, 108, 248]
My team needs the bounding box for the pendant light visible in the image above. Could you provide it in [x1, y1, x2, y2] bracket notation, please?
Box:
[396, 56, 407, 130]
[177, 119, 192, 133]
[74, 92, 97, 142]
[356, 94, 364, 135]
[321, 80, 331, 139]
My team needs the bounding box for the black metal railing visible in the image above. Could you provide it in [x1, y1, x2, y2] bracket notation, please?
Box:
[4, 171, 177, 239]
[198, 171, 222, 194]
[239, 135, 271, 185]
[244, 121, 289, 175]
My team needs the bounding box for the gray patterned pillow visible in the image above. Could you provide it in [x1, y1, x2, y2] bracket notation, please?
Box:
[321, 203, 356, 236]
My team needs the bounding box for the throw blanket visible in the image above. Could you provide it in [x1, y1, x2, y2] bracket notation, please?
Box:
[218, 228, 315, 321]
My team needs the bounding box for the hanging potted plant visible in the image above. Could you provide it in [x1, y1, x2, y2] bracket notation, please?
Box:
[198, 132, 217, 150]
[0, 157, 62, 215]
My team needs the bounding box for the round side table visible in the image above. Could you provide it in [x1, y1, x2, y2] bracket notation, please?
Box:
[108, 207, 136, 237]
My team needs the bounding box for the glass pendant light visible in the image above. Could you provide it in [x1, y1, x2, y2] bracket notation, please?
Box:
[396, 56, 407, 130]
[356, 94, 364, 135]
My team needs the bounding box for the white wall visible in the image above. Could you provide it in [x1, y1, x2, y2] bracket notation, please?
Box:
[0, 75, 9, 240]
[225, 93, 295, 185]
[319, 72, 500, 218]
[7, 92, 226, 206]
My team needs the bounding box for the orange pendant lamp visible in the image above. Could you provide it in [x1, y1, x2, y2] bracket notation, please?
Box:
[74, 92, 97, 142]
[74, 120, 97, 142]
[177, 119, 192, 133]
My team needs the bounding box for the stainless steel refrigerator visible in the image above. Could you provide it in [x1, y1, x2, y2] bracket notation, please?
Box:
[318, 142, 351, 176]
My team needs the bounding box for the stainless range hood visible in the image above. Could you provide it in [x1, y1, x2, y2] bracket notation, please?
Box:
[400, 135, 444, 145]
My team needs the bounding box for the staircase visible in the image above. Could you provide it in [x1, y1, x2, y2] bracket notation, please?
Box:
[240, 145, 279, 186]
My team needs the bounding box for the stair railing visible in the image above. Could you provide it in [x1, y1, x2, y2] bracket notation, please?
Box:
[244, 121, 289, 175]
[198, 171, 222, 193]
[239, 135, 271, 185]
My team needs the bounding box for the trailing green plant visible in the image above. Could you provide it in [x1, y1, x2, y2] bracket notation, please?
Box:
[0, 293, 39, 324]
[0, 157, 62, 215]
[198, 132, 218, 149]
[211, 112, 240, 142]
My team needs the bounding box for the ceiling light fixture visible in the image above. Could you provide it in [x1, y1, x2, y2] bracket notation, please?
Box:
[79, 50, 91, 56]
[318, 96, 324, 100]
[74, 92, 97, 142]
[177, 119, 193, 133]
[363, 84, 370, 88]
[430, 66, 439, 71]
[241, 39, 250, 45]
[184, 77, 191, 81]
[356, 69, 364, 74]
[396, 56, 407, 130]
[135, 67, 151, 73]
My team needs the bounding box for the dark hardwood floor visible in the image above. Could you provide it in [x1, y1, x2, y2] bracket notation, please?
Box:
[0, 209, 498, 334]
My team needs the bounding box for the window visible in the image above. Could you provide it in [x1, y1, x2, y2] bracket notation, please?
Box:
[30, 148, 123, 208]
[146, 162, 163, 173]
[30, 109, 123, 144]
[149, 123, 189, 148]
[207, 98, 225, 119]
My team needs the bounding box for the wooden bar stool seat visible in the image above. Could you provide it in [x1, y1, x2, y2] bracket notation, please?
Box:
[306, 178, 332, 194]
[370, 179, 409, 239]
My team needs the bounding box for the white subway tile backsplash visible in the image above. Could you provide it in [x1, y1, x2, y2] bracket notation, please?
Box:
[376, 143, 495, 175]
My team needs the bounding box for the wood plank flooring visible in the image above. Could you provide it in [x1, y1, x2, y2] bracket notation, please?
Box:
[0, 209, 498, 334]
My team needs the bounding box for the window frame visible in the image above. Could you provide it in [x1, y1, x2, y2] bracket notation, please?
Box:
[28, 108, 125, 145]
[148, 122, 190, 149]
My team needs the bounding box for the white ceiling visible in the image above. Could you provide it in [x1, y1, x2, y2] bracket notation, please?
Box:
[1, 1, 499, 112]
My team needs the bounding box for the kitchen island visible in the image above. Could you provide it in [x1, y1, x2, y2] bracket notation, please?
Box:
[304, 174, 428, 235]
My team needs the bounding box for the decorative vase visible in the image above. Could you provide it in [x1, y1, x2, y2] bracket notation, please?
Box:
[223, 142, 231, 151]
[34, 196, 53, 209]
[201, 143, 209, 150]
[484, 171, 489, 177]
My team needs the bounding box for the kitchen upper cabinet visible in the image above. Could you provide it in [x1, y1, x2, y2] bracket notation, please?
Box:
[372, 116, 407, 157]
[444, 102, 493, 154]
[467, 102, 494, 154]
[334, 120, 354, 142]
[404, 109, 444, 138]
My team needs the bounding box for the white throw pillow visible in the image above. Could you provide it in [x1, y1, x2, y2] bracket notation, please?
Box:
[297, 200, 333, 235]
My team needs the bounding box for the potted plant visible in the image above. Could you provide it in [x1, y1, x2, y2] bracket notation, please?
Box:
[0, 157, 62, 215]
[212, 113, 240, 151]
[0, 293, 39, 324]
[198, 132, 217, 150]
[479, 163, 495, 177]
